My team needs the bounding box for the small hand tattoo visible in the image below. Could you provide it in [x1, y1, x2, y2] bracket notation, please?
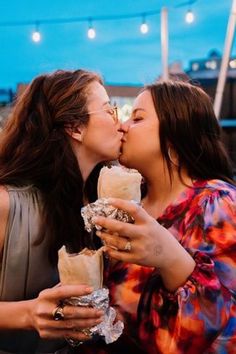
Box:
[153, 245, 162, 256]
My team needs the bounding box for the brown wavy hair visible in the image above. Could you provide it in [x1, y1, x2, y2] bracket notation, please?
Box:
[145, 80, 235, 184]
[0, 69, 104, 263]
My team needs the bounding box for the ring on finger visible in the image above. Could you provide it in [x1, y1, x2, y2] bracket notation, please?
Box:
[124, 240, 132, 252]
[81, 328, 92, 337]
[52, 305, 65, 321]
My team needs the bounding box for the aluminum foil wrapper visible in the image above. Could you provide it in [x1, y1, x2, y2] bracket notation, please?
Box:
[63, 287, 124, 346]
[81, 198, 134, 232]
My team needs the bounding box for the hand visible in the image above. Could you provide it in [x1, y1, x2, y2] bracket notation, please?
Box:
[93, 198, 173, 268]
[93, 198, 195, 292]
[29, 284, 104, 340]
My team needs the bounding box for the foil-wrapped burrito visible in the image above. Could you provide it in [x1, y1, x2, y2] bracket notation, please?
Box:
[81, 165, 142, 232]
[58, 246, 124, 346]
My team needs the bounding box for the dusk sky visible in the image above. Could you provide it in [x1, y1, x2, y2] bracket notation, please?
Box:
[0, 0, 235, 90]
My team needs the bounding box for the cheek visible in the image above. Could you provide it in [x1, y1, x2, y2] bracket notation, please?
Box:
[127, 129, 160, 157]
[86, 123, 119, 148]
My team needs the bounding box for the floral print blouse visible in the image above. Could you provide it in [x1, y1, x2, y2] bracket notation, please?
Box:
[82, 179, 236, 354]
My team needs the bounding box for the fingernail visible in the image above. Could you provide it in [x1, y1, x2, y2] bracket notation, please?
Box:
[109, 245, 118, 250]
[96, 310, 104, 315]
[96, 318, 103, 323]
[85, 286, 93, 292]
[96, 231, 101, 237]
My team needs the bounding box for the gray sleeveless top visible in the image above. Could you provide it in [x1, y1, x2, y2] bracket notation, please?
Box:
[0, 186, 67, 353]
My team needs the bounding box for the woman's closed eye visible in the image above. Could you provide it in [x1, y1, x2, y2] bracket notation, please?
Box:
[132, 117, 143, 123]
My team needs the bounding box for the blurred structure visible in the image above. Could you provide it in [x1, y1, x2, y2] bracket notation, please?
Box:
[0, 54, 235, 174]
[106, 83, 141, 121]
[186, 50, 236, 119]
[0, 89, 14, 106]
[187, 50, 236, 175]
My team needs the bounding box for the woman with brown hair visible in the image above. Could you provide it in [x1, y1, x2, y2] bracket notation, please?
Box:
[0, 69, 123, 353]
[93, 81, 236, 353]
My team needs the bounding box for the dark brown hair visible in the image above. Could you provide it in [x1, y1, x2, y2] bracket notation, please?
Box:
[0, 69, 103, 263]
[145, 80, 235, 184]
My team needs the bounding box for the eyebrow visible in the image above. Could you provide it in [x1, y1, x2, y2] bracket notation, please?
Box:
[132, 108, 146, 114]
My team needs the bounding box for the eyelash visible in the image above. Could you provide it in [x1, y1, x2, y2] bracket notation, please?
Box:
[133, 117, 143, 122]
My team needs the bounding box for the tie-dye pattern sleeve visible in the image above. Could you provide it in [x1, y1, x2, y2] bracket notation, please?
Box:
[138, 184, 236, 354]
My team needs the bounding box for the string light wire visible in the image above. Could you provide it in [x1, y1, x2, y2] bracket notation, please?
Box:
[0, 0, 198, 40]
[0, 1, 198, 28]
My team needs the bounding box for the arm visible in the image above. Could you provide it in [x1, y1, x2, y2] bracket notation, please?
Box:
[0, 186, 10, 254]
[0, 187, 103, 340]
[0, 285, 104, 340]
[93, 190, 236, 352]
[94, 199, 195, 291]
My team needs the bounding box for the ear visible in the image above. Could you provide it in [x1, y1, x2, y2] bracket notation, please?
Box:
[65, 125, 85, 142]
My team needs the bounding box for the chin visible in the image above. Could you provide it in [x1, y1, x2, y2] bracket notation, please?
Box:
[105, 150, 120, 161]
[118, 154, 132, 168]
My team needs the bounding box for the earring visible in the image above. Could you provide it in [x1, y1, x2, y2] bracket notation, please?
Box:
[168, 147, 178, 167]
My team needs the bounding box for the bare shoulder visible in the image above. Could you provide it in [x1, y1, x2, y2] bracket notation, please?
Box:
[0, 186, 10, 254]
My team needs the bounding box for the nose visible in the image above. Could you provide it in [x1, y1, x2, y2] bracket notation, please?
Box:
[120, 120, 129, 133]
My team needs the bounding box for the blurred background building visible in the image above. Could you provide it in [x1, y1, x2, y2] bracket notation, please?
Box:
[0, 51, 236, 174]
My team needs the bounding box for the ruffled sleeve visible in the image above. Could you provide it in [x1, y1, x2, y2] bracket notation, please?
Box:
[137, 185, 236, 354]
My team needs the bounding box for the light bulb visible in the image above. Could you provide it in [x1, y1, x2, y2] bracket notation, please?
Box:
[32, 30, 41, 42]
[88, 27, 96, 39]
[185, 10, 195, 24]
[140, 22, 149, 34]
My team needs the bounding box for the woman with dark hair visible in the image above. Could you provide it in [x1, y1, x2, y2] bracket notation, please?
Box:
[0, 69, 123, 353]
[93, 81, 236, 353]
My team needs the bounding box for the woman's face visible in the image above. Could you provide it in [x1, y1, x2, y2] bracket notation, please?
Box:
[80, 81, 123, 163]
[119, 90, 162, 172]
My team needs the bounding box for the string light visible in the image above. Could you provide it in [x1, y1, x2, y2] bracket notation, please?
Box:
[185, 9, 195, 23]
[185, 1, 195, 24]
[87, 19, 96, 39]
[0, 0, 198, 41]
[32, 22, 41, 43]
[140, 15, 149, 34]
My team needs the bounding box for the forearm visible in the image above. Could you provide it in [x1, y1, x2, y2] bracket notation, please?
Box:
[159, 250, 195, 292]
[157, 226, 196, 292]
[0, 300, 35, 330]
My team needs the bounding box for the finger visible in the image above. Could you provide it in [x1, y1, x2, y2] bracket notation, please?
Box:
[40, 285, 94, 302]
[108, 198, 148, 222]
[96, 231, 130, 251]
[105, 248, 134, 263]
[93, 217, 136, 238]
[65, 306, 104, 320]
[49, 316, 103, 331]
[40, 328, 92, 341]
[64, 329, 92, 342]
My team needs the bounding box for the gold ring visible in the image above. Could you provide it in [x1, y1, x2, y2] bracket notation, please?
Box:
[81, 328, 92, 337]
[124, 240, 132, 252]
[52, 305, 65, 321]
